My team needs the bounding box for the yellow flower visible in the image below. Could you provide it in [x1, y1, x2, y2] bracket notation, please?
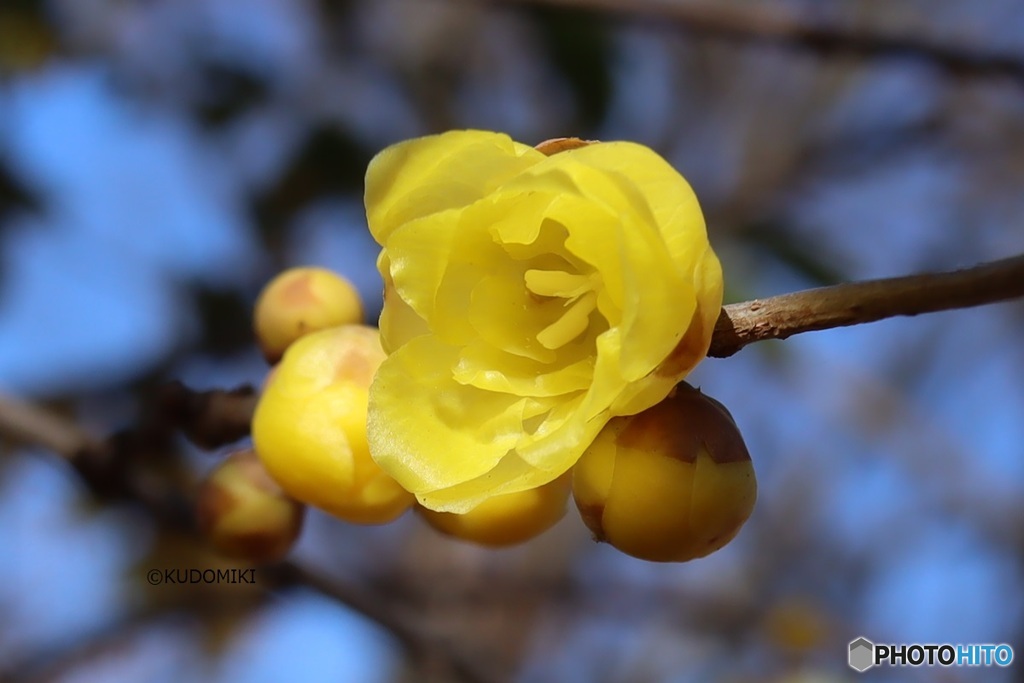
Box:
[365, 130, 722, 513]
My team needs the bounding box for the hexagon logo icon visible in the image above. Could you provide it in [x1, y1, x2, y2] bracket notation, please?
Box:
[849, 637, 875, 672]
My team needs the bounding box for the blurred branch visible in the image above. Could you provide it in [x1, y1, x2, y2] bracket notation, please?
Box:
[495, 0, 1024, 82]
[708, 254, 1024, 358]
[0, 610, 173, 683]
[0, 393, 502, 683]
[0, 383, 254, 462]
[0, 394, 101, 459]
[157, 381, 257, 450]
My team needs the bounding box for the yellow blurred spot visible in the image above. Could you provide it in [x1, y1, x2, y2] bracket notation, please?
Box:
[763, 600, 830, 653]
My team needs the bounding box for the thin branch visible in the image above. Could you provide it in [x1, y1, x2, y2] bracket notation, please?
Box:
[0, 394, 101, 459]
[494, 0, 1024, 82]
[708, 254, 1024, 358]
[0, 394, 499, 683]
[157, 381, 258, 450]
[0, 383, 256, 463]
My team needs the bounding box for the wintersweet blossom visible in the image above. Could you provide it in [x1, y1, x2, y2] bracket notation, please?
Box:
[365, 130, 723, 512]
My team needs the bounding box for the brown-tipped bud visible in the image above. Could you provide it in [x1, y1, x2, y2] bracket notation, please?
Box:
[572, 382, 756, 562]
[196, 449, 306, 563]
[534, 137, 596, 156]
[253, 325, 415, 524]
[253, 267, 364, 363]
[417, 474, 571, 547]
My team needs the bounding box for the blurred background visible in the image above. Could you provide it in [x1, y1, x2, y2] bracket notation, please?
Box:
[1, 0, 1023, 681]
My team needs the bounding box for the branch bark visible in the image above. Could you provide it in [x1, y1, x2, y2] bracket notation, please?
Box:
[493, 0, 1024, 83]
[708, 254, 1024, 358]
[0, 394, 101, 459]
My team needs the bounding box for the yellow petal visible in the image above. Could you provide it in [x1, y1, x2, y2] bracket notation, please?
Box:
[612, 208, 694, 381]
[383, 208, 463, 330]
[365, 130, 543, 244]
[649, 243, 724, 383]
[469, 273, 560, 363]
[693, 244, 725, 356]
[446, 196, 552, 348]
[377, 252, 429, 354]
[452, 340, 593, 397]
[514, 144, 716, 381]
[515, 393, 605, 466]
[367, 335, 532, 494]
[555, 141, 710, 277]
[500, 161, 694, 377]
[534, 162, 691, 381]
[414, 393, 605, 513]
[416, 451, 540, 513]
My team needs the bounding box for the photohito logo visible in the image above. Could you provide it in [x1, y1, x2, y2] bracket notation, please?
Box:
[848, 637, 1014, 672]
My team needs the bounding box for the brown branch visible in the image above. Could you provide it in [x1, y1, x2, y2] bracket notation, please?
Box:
[0, 392, 499, 683]
[708, 254, 1024, 358]
[494, 0, 1024, 82]
[157, 381, 258, 450]
[0, 394, 101, 459]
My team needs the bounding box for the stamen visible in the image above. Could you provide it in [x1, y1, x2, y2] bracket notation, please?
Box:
[524, 270, 592, 299]
[536, 292, 598, 349]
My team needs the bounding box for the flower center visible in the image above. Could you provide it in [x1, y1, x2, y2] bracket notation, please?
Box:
[524, 269, 601, 350]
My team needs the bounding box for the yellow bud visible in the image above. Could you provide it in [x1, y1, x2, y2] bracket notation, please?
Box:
[253, 267, 364, 363]
[763, 600, 830, 653]
[252, 325, 415, 523]
[196, 449, 305, 563]
[573, 382, 756, 562]
[417, 474, 571, 547]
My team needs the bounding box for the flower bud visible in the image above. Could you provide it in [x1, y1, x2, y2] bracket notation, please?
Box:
[254, 267, 364, 363]
[252, 325, 415, 523]
[196, 449, 305, 563]
[417, 474, 571, 547]
[572, 382, 756, 562]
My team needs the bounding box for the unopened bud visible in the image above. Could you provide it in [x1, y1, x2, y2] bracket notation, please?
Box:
[196, 449, 305, 563]
[252, 325, 415, 523]
[418, 474, 571, 547]
[573, 382, 756, 562]
[254, 267, 364, 363]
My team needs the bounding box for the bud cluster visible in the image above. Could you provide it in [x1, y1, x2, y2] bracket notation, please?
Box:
[201, 265, 756, 563]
